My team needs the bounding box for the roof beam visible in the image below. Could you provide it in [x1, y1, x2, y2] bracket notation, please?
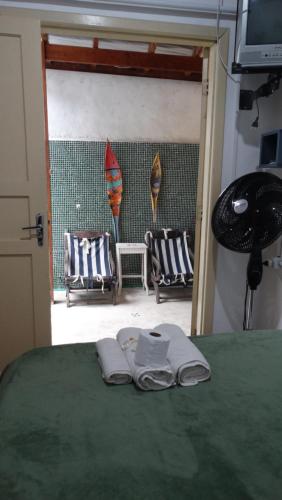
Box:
[45, 60, 202, 81]
[93, 38, 99, 49]
[148, 42, 156, 54]
[45, 43, 202, 79]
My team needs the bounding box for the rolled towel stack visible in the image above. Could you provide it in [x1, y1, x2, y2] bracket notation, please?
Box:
[154, 323, 211, 386]
[96, 324, 211, 390]
[117, 327, 175, 391]
[96, 338, 132, 385]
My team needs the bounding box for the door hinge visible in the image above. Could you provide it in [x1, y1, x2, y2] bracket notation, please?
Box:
[203, 79, 209, 96]
[196, 207, 203, 221]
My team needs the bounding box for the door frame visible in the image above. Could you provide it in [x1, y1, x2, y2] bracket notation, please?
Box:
[0, 6, 228, 335]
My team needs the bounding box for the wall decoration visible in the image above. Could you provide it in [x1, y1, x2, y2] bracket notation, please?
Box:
[105, 140, 123, 242]
[50, 141, 199, 289]
[150, 152, 162, 223]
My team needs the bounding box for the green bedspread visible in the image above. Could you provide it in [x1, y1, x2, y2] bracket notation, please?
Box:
[1, 330, 282, 500]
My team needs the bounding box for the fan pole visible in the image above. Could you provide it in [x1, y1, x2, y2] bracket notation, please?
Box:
[244, 248, 262, 330]
[245, 288, 255, 330]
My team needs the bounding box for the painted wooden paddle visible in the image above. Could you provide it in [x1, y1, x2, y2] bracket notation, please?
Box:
[104, 140, 123, 242]
[150, 152, 162, 223]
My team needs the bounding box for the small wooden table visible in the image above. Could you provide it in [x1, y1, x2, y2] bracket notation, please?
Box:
[116, 243, 148, 296]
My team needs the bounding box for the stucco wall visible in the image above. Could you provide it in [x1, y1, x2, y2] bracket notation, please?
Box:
[46, 70, 202, 142]
[214, 76, 282, 332]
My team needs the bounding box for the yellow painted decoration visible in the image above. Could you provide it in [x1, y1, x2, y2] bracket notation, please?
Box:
[150, 152, 162, 223]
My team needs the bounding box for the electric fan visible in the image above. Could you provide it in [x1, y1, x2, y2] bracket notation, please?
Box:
[212, 172, 282, 330]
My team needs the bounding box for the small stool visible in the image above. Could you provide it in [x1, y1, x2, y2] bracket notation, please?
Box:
[116, 243, 148, 296]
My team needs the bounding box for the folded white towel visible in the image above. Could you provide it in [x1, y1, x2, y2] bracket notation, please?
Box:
[117, 327, 175, 391]
[153, 324, 211, 386]
[96, 338, 132, 385]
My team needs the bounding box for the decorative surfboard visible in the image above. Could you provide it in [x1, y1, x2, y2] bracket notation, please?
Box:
[150, 152, 162, 223]
[104, 140, 123, 242]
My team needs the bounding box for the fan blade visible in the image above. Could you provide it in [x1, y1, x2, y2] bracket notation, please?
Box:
[212, 171, 282, 252]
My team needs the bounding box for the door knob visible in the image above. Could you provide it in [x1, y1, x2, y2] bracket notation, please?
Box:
[22, 214, 44, 246]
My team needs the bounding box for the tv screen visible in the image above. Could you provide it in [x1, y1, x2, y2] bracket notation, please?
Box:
[246, 0, 282, 45]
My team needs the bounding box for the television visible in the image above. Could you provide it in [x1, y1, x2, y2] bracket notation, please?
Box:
[236, 0, 282, 69]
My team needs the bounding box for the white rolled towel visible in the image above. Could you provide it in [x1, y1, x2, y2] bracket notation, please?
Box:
[96, 338, 132, 384]
[153, 324, 211, 386]
[117, 327, 175, 391]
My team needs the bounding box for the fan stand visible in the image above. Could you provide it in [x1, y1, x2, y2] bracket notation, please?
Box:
[244, 247, 263, 330]
[244, 288, 255, 331]
[211, 172, 282, 331]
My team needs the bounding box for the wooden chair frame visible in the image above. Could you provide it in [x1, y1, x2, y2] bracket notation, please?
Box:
[64, 231, 117, 307]
[145, 229, 194, 304]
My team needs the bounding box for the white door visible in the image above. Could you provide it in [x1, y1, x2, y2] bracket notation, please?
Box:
[0, 16, 51, 370]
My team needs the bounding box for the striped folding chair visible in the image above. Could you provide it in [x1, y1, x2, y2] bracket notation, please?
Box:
[145, 229, 194, 304]
[64, 231, 117, 307]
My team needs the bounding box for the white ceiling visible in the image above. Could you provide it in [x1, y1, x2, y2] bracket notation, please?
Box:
[0, 0, 237, 16]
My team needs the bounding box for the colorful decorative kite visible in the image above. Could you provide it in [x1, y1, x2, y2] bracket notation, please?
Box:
[104, 140, 123, 242]
[150, 152, 162, 223]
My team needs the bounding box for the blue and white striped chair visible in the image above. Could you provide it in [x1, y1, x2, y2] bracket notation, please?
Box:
[145, 229, 194, 303]
[64, 231, 117, 306]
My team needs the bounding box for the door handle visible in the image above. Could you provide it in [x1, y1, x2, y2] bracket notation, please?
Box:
[22, 214, 44, 246]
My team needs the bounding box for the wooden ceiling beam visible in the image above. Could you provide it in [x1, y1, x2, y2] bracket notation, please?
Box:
[45, 44, 202, 75]
[193, 47, 203, 57]
[45, 60, 202, 82]
[148, 43, 156, 54]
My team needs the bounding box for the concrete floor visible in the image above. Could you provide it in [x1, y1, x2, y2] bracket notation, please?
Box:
[51, 287, 192, 345]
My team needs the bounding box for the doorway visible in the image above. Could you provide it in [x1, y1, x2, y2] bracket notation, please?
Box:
[42, 34, 204, 343]
[37, 12, 228, 339]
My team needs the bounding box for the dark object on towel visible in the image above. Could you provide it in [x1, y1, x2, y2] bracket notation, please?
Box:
[1, 330, 282, 500]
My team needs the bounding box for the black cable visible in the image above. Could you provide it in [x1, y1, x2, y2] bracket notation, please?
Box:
[251, 98, 260, 128]
[250, 289, 254, 323]
[243, 280, 249, 330]
[234, 0, 240, 63]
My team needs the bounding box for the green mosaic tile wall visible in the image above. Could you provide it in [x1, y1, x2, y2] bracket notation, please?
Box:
[50, 141, 199, 289]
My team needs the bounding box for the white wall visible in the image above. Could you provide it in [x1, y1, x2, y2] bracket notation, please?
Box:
[46, 70, 202, 142]
[214, 76, 282, 332]
[0, 1, 237, 19]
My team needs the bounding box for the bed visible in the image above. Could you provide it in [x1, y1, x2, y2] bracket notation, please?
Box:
[0, 330, 282, 500]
